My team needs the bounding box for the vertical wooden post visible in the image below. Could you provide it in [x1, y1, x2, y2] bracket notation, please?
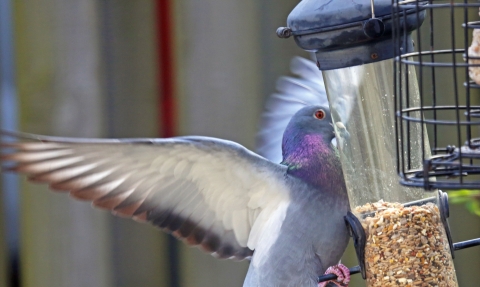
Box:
[99, 1, 170, 286]
[173, 1, 261, 286]
[14, 1, 113, 286]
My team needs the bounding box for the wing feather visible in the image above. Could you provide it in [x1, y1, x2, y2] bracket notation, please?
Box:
[1, 132, 291, 260]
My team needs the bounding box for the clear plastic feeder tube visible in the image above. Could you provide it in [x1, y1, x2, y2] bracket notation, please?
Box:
[324, 59, 427, 206]
[324, 59, 458, 286]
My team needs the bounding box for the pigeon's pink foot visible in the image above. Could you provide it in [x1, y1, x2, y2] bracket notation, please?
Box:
[318, 264, 350, 287]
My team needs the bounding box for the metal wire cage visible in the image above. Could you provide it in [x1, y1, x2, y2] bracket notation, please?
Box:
[393, 0, 480, 189]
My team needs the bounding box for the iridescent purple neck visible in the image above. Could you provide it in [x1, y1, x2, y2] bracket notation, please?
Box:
[282, 133, 344, 189]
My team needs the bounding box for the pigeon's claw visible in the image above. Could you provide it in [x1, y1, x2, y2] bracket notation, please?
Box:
[318, 264, 350, 287]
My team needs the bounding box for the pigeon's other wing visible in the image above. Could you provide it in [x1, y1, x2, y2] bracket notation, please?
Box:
[256, 56, 327, 163]
[0, 131, 290, 260]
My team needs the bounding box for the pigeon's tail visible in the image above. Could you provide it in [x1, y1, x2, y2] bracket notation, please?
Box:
[256, 57, 327, 163]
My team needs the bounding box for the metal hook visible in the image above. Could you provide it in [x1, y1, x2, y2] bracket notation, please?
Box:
[370, 0, 376, 18]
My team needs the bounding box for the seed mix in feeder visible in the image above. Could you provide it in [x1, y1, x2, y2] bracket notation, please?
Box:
[354, 200, 457, 287]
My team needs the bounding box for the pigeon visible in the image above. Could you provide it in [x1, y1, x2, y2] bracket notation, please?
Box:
[0, 57, 351, 287]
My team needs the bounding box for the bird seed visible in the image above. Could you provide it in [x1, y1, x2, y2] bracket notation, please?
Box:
[354, 200, 458, 287]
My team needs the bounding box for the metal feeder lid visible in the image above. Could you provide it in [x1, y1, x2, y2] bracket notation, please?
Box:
[287, 0, 391, 33]
[278, 0, 425, 70]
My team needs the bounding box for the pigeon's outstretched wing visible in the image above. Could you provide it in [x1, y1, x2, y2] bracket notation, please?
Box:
[0, 131, 290, 260]
[256, 57, 327, 163]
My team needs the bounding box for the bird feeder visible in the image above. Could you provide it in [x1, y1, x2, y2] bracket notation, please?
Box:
[394, 0, 480, 190]
[278, 0, 463, 285]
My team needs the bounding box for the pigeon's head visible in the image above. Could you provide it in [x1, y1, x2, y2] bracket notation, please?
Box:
[281, 104, 339, 166]
[283, 105, 335, 142]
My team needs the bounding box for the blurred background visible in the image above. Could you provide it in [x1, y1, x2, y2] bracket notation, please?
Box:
[0, 1, 479, 287]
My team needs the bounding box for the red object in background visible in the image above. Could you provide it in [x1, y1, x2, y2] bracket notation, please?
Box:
[156, 0, 176, 138]
[155, 2, 180, 287]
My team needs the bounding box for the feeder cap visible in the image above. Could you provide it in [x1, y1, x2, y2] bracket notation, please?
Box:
[287, 0, 391, 33]
[281, 0, 425, 70]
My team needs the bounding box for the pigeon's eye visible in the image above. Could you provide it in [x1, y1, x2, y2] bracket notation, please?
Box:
[313, 109, 326, 120]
